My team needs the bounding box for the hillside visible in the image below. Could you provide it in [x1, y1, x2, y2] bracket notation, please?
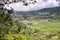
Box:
[13, 6, 60, 21]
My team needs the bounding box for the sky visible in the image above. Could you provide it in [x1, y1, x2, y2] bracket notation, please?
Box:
[4, 0, 60, 11]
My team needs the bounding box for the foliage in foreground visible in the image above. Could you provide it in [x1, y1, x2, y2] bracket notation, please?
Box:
[0, 13, 27, 40]
[26, 30, 60, 40]
[4, 33, 27, 40]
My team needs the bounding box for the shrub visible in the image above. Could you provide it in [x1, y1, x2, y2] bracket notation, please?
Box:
[4, 33, 27, 40]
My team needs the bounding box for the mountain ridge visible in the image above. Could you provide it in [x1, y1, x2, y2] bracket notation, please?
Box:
[15, 6, 60, 13]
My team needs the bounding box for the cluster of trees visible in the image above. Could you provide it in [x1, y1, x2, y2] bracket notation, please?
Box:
[0, 3, 27, 40]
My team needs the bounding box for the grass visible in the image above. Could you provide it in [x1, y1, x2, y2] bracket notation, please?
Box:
[25, 21, 60, 40]
[31, 21, 60, 33]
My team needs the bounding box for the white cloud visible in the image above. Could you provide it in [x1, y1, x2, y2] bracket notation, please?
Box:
[4, 0, 60, 11]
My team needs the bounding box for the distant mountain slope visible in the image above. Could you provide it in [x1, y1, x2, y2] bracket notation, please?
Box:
[38, 6, 60, 13]
[15, 6, 60, 14]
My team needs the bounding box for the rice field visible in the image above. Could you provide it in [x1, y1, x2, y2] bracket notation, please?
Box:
[31, 21, 60, 33]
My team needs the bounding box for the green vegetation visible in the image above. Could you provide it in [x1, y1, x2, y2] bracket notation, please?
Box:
[32, 21, 60, 33]
[25, 21, 60, 40]
[0, 3, 60, 40]
[4, 33, 27, 40]
[0, 5, 27, 40]
[0, 13, 28, 40]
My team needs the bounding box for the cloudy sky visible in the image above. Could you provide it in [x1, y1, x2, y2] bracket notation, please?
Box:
[4, 0, 60, 11]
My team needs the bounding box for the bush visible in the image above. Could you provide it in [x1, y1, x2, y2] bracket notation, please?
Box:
[4, 33, 27, 40]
